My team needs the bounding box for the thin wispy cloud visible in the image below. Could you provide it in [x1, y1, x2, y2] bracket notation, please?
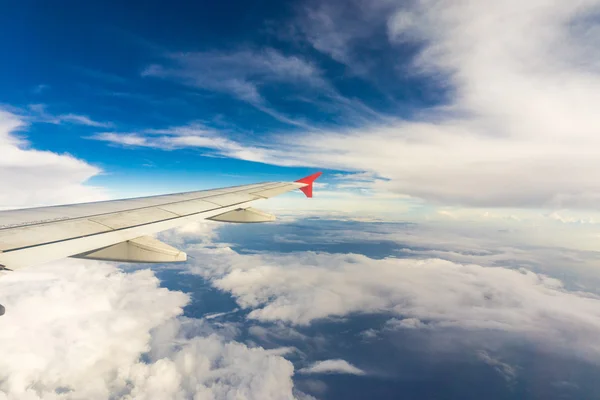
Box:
[141, 46, 392, 129]
[142, 48, 324, 129]
[32, 84, 49, 94]
[70, 66, 130, 85]
[28, 104, 114, 128]
[90, 124, 251, 155]
[105, 0, 600, 212]
[58, 113, 114, 128]
[294, 0, 397, 75]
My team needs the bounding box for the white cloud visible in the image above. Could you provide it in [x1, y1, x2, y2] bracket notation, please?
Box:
[112, 1, 600, 211]
[90, 124, 249, 155]
[140, 45, 391, 128]
[0, 109, 106, 208]
[57, 113, 113, 128]
[294, 0, 398, 76]
[477, 350, 518, 383]
[28, 104, 114, 128]
[157, 220, 221, 247]
[128, 328, 297, 400]
[142, 48, 325, 128]
[0, 259, 186, 399]
[143, 48, 325, 96]
[202, 309, 240, 320]
[0, 259, 302, 400]
[177, 229, 600, 362]
[385, 318, 426, 330]
[545, 211, 595, 224]
[298, 0, 600, 209]
[91, 132, 150, 147]
[298, 359, 365, 375]
[359, 328, 379, 340]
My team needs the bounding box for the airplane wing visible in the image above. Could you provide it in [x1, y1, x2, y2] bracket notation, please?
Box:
[0, 172, 322, 272]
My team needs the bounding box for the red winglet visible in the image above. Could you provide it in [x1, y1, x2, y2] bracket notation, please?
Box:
[295, 172, 322, 198]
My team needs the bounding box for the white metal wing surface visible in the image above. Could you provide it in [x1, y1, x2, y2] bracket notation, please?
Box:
[0, 172, 322, 273]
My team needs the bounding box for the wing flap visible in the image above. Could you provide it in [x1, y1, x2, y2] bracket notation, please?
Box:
[208, 207, 276, 223]
[72, 235, 186, 263]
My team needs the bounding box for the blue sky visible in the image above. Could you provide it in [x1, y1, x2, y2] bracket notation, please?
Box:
[1, 0, 598, 213]
[0, 0, 442, 193]
[3, 0, 600, 233]
[3, 0, 600, 255]
[1, 2, 311, 185]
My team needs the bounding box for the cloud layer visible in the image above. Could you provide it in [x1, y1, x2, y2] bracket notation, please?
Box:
[0, 259, 301, 400]
[174, 221, 600, 364]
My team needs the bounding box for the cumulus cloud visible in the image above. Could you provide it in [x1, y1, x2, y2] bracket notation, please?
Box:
[0, 259, 302, 400]
[0, 259, 186, 399]
[128, 326, 297, 400]
[176, 225, 600, 363]
[298, 359, 365, 375]
[0, 109, 106, 208]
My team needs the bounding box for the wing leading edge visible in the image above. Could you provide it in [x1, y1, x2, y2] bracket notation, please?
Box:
[0, 172, 322, 272]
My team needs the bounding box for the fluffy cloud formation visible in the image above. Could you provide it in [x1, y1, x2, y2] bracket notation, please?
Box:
[0, 259, 187, 399]
[298, 360, 365, 376]
[143, 48, 324, 102]
[175, 222, 600, 363]
[127, 324, 297, 400]
[0, 109, 105, 208]
[0, 259, 301, 400]
[99, 0, 600, 210]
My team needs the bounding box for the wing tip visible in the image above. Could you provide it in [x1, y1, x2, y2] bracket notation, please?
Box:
[295, 172, 323, 198]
